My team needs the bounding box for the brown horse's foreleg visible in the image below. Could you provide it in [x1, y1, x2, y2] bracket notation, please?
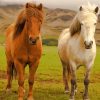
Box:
[61, 61, 69, 93]
[83, 68, 91, 100]
[28, 61, 39, 100]
[14, 60, 25, 100]
[6, 60, 13, 91]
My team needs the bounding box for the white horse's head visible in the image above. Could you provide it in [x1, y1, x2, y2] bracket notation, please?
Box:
[70, 3, 99, 49]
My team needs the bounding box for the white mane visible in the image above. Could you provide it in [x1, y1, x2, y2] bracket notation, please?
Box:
[70, 3, 98, 36]
[82, 2, 98, 13]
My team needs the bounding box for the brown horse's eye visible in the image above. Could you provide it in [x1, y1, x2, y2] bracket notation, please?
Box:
[40, 21, 42, 24]
[39, 18, 42, 24]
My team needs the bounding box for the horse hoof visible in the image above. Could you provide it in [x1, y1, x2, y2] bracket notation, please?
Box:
[69, 96, 74, 100]
[69, 99, 75, 100]
[27, 96, 34, 100]
[5, 88, 12, 93]
[18, 97, 23, 100]
[83, 96, 90, 100]
[83, 98, 90, 100]
[75, 89, 77, 93]
[65, 90, 69, 94]
[23, 89, 25, 93]
[84, 99, 90, 100]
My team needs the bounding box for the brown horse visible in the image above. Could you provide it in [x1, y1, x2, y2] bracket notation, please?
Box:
[5, 2, 44, 100]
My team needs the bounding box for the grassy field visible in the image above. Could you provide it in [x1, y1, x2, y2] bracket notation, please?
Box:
[0, 45, 100, 100]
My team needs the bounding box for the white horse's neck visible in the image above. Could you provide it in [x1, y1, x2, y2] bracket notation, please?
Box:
[71, 32, 95, 51]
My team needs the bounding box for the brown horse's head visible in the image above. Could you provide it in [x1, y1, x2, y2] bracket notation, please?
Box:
[25, 3, 43, 45]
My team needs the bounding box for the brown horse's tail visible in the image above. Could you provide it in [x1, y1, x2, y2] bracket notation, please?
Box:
[11, 63, 17, 79]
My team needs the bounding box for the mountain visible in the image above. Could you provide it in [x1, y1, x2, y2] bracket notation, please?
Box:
[0, 4, 100, 45]
[0, 5, 75, 36]
[0, 5, 22, 34]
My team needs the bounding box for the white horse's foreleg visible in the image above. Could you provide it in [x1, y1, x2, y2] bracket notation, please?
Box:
[83, 69, 90, 100]
[61, 61, 70, 93]
[69, 61, 77, 100]
[83, 62, 93, 100]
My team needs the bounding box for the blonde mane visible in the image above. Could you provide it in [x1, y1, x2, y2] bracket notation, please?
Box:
[69, 3, 99, 36]
[69, 15, 81, 36]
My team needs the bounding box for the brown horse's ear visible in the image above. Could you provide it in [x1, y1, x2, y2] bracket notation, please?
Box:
[79, 6, 83, 11]
[94, 6, 99, 14]
[26, 3, 29, 8]
[37, 3, 43, 10]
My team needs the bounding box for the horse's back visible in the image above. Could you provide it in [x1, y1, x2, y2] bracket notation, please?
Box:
[5, 24, 14, 61]
[58, 28, 70, 63]
[6, 24, 14, 37]
[59, 28, 69, 38]
[58, 28, 70, 45]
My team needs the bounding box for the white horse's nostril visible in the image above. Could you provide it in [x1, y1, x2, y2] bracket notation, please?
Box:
[91, 41, 93, 45]
[84, 41, 93, 49]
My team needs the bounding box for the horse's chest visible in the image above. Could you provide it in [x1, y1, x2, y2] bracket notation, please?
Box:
[13, 43, 42, 63]
[68, 39, 96, 65]
[70, 48, 95, 65]
[28, 47, 42, 61]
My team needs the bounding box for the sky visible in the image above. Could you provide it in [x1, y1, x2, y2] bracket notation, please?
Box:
[0, 0, 100, 10]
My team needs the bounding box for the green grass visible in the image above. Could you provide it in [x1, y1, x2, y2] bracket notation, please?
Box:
[0, 46, 100, 100]
[0, 46, 6, 70]
[0, 34, 5, 44]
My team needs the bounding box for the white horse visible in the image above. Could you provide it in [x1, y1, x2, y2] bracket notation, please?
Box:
[58, 4, 99, 100]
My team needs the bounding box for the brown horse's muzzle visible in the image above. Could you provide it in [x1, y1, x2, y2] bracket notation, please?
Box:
[29, 36, 39, 45]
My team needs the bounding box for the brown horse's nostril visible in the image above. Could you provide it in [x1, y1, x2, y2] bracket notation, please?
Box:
[29, 36, 39, 45]
[84, 41, 93, 49]
[31, 39, 36, 44]
[29, 37, 33, 41]
[29, 37, 36, 45]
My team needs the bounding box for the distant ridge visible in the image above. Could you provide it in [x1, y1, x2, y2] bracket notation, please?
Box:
[0, 4, 100, 44]
[0, 4, 76, 35]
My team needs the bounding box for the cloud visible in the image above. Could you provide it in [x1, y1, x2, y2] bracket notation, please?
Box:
[0, 0, 99, 10]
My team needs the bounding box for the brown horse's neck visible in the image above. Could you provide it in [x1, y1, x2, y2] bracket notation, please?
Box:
[16, 22, 29, 46]
[22, 23, 29, 45]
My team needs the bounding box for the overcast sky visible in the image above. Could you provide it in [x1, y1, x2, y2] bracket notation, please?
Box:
[0, 0, 100, 10]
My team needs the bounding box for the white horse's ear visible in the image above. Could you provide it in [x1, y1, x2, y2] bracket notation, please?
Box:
[94, 6, 99, 13]
[79, 6, 83, 11]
